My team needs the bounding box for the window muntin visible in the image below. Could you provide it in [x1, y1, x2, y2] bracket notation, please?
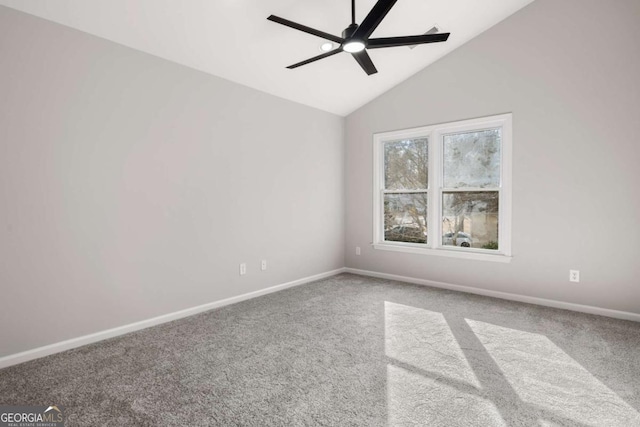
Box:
[373, 114, 512, 260]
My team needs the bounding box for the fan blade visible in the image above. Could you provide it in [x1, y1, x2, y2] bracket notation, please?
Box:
[286, 48, 342, 69]
[367, 33, 450, 49]
[267, 15, 344, 44]
[351, 50, 378, 75]
[353, 0, 397, 40]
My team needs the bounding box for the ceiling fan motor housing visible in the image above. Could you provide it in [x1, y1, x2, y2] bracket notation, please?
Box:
[342, 23, 358, 41]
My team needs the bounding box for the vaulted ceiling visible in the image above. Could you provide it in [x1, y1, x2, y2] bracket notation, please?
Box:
[0, 0, 535, 115]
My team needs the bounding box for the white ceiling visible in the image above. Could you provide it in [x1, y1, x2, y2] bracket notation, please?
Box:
[0, 0, 534, 116]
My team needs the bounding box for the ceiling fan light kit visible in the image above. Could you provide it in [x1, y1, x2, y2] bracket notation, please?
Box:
[268, 0, 451, 76]
[320, 42, 335, 52]
[343, 41, 365, 53]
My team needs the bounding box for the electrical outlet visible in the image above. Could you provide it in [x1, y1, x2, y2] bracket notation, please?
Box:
[239, 263, 247, 276]
[569, 270, 580, 282]
[261, 260, 267, 271]
[356, 246, 361, 256]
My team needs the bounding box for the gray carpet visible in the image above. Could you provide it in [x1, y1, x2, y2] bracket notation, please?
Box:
[1, 273, 639, 426]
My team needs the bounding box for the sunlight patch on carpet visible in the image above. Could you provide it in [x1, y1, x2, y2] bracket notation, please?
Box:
[384, 301, 480, 387]
[386, 364, 506, 426]
[466, 319, 640, 426]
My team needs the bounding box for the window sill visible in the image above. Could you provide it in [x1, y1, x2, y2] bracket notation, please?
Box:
[373, 243, 512, 263]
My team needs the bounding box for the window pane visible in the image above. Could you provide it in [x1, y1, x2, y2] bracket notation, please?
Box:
[384, 138, 428, 190]
[443, 129, 500, 188]
[384, 193, 428, 244]
[442, 192, 499, 250]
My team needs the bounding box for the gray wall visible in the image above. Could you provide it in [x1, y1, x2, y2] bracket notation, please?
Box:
[0, 6, 344, 357]
[345, 0, 640, 314]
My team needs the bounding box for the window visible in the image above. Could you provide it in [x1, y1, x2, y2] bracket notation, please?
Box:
[373, 114, 512, 262]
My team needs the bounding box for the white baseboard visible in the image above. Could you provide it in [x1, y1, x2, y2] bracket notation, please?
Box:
[0, 268, 347, 370]
[4, 266, 635, 370]
[345, 268, 640, 323]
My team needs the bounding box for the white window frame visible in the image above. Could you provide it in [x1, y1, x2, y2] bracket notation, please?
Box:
[373, 113, 512, 263]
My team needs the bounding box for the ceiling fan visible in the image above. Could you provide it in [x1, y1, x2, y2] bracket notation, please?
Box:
[267, 0, 450, 76]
